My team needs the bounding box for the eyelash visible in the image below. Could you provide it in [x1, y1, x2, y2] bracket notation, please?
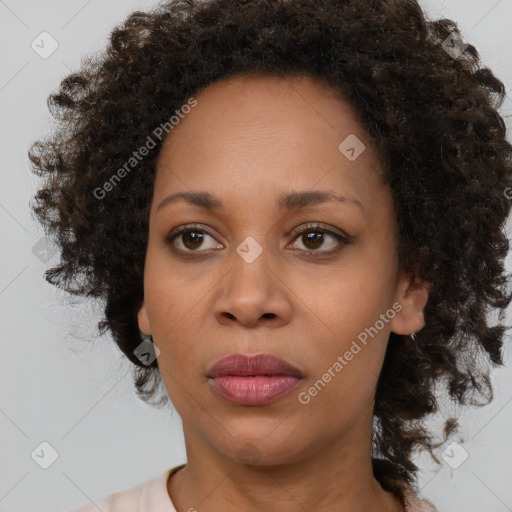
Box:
[164, 222, 352, 257]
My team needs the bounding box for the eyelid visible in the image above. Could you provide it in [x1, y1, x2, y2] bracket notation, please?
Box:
[287, 222, 353, 243]
[164, 223, 220, 250]
[166, 223, 218, 241]
[165, 222, 353, 254]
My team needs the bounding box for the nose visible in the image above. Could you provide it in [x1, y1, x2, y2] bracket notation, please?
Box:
[212, 248, 293, 329]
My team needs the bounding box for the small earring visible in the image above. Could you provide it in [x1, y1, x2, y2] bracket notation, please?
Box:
[410, 332, 416, 341]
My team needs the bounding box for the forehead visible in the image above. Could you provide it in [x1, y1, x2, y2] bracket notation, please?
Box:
[152, 73, 386, 214]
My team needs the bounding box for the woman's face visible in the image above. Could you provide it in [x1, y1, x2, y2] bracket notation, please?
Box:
[138, 74, 428, 466]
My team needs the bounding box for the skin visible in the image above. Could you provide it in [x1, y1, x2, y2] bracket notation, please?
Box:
[137, 73, 430, 512]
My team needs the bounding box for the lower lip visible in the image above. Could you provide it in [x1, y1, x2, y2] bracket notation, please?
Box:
[208, 375, 302, 405]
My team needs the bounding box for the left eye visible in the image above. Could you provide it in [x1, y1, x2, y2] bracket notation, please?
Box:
[290, 226, 347, 253]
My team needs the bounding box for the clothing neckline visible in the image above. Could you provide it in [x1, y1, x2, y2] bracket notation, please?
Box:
[162, 463, 186, 509]
[162, 463, 435, 512]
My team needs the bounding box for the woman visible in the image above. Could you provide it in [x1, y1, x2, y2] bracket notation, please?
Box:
[29, 0, 512, 510]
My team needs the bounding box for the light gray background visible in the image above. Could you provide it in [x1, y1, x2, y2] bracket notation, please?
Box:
[1, 0, 512, 510]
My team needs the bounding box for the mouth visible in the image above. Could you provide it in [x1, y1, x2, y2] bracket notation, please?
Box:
[206, 353, 304, 406]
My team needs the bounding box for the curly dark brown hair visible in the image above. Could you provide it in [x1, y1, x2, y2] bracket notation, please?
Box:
[28, 0, 512, 504]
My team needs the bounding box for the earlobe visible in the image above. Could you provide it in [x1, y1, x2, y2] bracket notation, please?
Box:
[137, 301, 152, 336]
[389, 273, 431, 336]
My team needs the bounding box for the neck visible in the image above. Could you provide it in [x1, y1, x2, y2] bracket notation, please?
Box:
[167, 409, 404, 512]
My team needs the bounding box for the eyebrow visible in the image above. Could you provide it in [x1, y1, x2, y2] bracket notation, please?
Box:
[156, 190, 365, 214]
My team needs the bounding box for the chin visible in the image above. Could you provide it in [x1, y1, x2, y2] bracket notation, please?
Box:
[211, 432, 311, 467]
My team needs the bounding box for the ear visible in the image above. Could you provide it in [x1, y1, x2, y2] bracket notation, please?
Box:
[389, 272, 431, 336]
[137, 300, 152, 336]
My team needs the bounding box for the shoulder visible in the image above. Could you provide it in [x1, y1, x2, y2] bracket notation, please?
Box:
[70, 483, 144, 512]
[69, 464, 185, 512]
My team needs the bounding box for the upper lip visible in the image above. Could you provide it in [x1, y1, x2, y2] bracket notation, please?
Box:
[207, 353, 304, 379]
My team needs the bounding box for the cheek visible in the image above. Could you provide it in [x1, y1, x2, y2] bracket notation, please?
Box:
[144, 244, 195, 324]
[304, 260, 394, 345]
[298, 319, 387, 427]
[143, 257, 203, 370]
[296, 262, 394, 401]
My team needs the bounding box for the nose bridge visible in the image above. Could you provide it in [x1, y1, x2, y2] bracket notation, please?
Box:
[213, 233, 292, 326]
[225, 205, 292, 291]
[224, 201, 278, 264]
[228, 233, 273, 297]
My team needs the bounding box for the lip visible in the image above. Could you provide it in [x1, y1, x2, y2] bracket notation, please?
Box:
[207, 353, 304, 406]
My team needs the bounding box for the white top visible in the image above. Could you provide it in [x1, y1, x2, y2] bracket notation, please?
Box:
[70, 465, 184, 512]
[69, 464, 438, 512]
